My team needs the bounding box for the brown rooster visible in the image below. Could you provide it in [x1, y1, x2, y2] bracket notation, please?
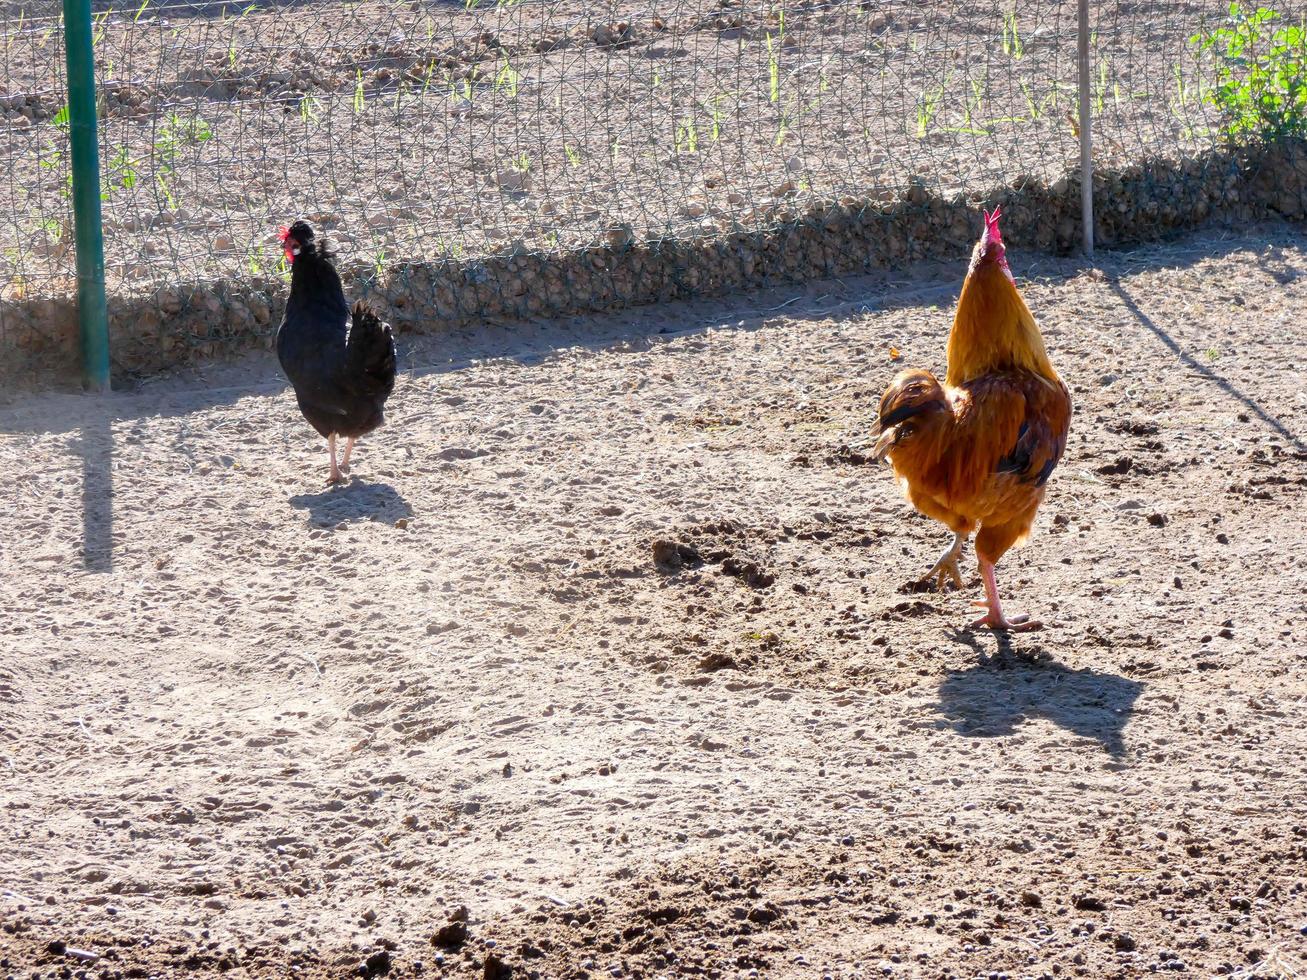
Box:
[874, 208, 1071, 631]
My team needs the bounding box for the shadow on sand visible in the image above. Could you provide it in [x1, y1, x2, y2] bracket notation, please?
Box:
[933, 630, 1143, 757]
[288, 477, 413, 527]
[79, 413, 114, 573]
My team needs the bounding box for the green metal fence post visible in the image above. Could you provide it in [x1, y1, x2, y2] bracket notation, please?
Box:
[63, 0, 110, 391]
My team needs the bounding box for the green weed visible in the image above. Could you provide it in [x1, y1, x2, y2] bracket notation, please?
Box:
[1191, 3, 1307, 139]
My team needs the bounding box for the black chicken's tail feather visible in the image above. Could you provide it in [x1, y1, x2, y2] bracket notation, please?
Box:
[346, 300, 397, 401]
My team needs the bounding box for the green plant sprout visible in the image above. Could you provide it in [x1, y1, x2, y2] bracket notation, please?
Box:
[675, 115, 699, 153]
[1094, 58, 1112, 114]
[564, 144, 583, 167]
[353, 70, 365, 113]
[916, 82, 944, 137]
[39, 16, 60, 50]
[766, 35, 781, 103]
[1002, 9, 1024, 58]
[707, 96, 726, 141]
[942, 77, 991, 136]
[511, 152, 531, 172]
[495, 53, 519, 97]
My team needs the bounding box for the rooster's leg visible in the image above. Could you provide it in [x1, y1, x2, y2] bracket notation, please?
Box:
[326, 433, 344, 484]
[920, 531, 966, 591]
[970, 559, 1041, 632]
[340, 436, 356, 473]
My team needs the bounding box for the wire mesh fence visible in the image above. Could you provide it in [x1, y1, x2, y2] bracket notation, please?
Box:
[2, 0, 1306, 378]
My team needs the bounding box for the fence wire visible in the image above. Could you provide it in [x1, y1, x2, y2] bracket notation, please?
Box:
[1, 0, 1304, 375]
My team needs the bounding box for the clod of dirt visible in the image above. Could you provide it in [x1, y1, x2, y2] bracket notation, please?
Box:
[432, 919, 468, 950]
[361, 949, 392, 977]
[898, 578, 940, 594]
[1112, 419, 1161, 436]
[1114, 932, 1138, 952]
[1148, 512, 1168, 527]
[643, 906, 682, 925]
[592, 22, 636, 46]
[1073, 894, 1108, 912]
[1020, 891, 1042, 908]
[826, 444, 872, 466]
[1097, 456, 1133, 475]
[747, 903, 781, 925]
[697, 652, 738, 673]
[437, 447, 490, 462]
[721, 557, 775, 589]
[652, 539, 702, 570]
[483, 952, 513, 980]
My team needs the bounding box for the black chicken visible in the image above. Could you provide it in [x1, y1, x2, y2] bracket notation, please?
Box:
[275, 221, 396, 483]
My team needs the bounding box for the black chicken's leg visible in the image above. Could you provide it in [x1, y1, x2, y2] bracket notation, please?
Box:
[327, 433, 344, 484]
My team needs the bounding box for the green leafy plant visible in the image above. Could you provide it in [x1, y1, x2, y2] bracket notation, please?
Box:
[1191, 3, 1307, 139]
[104, 145, 139, 198]
[153, 112, 214, 209]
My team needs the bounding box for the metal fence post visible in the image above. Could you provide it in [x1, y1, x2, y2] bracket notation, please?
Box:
[63, 0, 110, 391]
[1077, 0, 1095, 258]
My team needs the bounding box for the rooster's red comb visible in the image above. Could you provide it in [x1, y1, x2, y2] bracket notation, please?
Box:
[277, 225, 291, 243]
[982, 207, 1003, 242]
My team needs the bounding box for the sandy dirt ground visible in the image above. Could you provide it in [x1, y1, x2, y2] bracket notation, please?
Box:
[2, 223, 1306, 979]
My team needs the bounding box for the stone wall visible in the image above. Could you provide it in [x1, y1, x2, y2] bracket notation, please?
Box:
[3, 139, 1305, 385]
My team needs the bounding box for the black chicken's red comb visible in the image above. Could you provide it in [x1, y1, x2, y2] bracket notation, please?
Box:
[277, 225, 291, 243]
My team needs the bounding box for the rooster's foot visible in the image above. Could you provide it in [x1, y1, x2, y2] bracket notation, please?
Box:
[919, 531, 966, 591]
[921, 554, 964, 592]
[969, 601, 1042, 632]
